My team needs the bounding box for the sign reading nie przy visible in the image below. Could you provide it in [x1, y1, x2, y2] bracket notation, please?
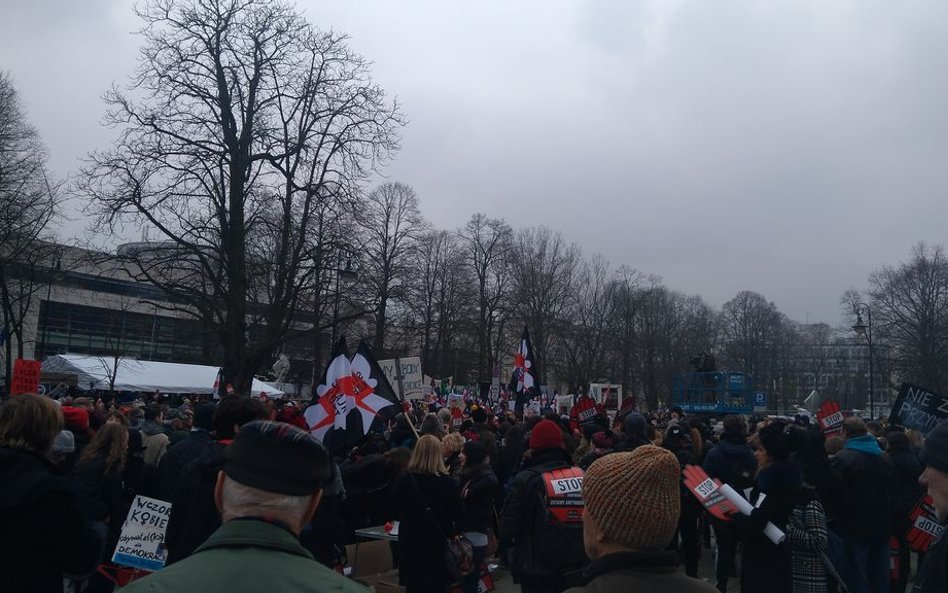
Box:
[888, 383, 948, 436]
[112, 496, 172, 571]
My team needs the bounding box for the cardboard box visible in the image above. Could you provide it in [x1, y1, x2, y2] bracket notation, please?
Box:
[346, 540, 393, 578]
[355, 569, 404, 592]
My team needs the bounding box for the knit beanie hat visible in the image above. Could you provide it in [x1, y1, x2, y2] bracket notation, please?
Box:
[582, 445, 680, 550]
[225, 420, 331, 495]
[922, 419, 948, 473]
[529, 419, 565, 450]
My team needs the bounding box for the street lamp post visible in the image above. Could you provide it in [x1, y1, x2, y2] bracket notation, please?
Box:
[330, 258, 358, 347]
[852, 303, 874, 419]
[310, 251, 357, 391]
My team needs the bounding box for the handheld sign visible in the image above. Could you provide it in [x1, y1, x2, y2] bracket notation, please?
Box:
[888, 383, 948, 436]
[10, 359, 42, 395]
[682, 465, 737, 522]
[817, 400, 844, 436]
[906, 495, 944, 552]
[112, 496, 172, 571]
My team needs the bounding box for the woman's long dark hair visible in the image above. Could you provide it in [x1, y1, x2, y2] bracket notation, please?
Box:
[77, 423, 128, 474]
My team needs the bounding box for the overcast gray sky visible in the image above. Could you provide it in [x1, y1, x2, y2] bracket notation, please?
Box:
[3, 0, 947, 325]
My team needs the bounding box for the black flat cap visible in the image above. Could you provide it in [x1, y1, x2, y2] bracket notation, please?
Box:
[224, 420, 331, 495]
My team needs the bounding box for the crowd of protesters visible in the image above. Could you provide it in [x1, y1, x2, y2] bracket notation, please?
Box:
[1, 390, 947, 593]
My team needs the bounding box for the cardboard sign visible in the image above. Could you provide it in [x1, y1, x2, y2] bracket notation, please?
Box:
[817, 400, 844, 435]
[112, 496, 172, 571]
[379, 357, 424, 400]
[682, 465, 737, 522]
[907, 495, 944, 552]
[10, 359, 42, 395]
[888, 383, 948, 436]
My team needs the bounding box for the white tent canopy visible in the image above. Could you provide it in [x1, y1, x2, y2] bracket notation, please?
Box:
[42, 354, 283, 397]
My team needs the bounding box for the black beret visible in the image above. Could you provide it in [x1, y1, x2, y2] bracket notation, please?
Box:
[224, 420, 331, 495]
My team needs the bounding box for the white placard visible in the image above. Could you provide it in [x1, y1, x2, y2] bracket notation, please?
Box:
[379, 357, 424, 400]
[112, 496, 172, 571]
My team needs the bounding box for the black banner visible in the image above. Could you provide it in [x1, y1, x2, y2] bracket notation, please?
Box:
[888, 382, 948, 436]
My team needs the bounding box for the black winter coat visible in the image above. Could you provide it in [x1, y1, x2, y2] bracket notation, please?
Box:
[164, 441, 227, 564]
[458, 462, 499, 535]
[390, 471, 461, 593]
[72, 455, 126, 532]
[499, 448, 584, 580]
[831, 438, 895, 538]
[703, 435, 757, 492]
[739, 462, 804, 593]
[889, 450, 925, 534]
[157, 429, 212, 500]
[0, 447, 103, 593]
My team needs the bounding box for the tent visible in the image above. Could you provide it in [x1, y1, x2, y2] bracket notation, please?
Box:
[42, 354, 283, 397]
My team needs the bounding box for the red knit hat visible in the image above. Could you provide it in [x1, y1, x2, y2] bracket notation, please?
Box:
[529, 419, 565, 450]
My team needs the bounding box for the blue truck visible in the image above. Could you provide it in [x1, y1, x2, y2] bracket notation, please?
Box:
[672, 371, 756, 415]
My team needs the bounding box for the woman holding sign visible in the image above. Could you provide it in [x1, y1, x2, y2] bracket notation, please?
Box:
[735, 421, 806, 593]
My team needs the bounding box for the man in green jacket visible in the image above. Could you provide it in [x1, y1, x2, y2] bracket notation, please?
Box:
[123, 420, 368, 593]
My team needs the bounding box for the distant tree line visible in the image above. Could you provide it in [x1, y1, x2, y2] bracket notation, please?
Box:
[2, 0, 948, 408]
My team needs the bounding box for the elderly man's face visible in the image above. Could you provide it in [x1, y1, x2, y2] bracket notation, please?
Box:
[920, 465, 948, 521]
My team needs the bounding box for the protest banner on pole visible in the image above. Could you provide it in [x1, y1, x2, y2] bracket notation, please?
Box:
[379, 357, 423, 400]
[10, 359, 42, 395]
[888, 383, 948, 436]
[112, 496, 172, 571]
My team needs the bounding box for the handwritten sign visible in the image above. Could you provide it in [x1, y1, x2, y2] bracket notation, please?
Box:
[112, 496, 172, 571]
[379, 357, 424, 400]
[11, 359, 42, 395]
[888, 383, 948, 436]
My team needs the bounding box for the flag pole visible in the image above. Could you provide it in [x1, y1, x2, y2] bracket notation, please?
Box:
[393, 357, 421, 441]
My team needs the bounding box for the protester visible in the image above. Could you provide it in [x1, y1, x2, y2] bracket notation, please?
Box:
[142, 404, 171, 466]
[787, 475, 829, 593]
[564, 445, 718, 593]
[158, 402, 216, 500]
[886, 430, 925, 593]
[914, 419, 948, 593]
[419, 412, 445, 438]
[500, 418, 587, 593]
[73, 422, 129, 532]
[737, 420, 804, 593]
[702, 414, 757, 592]
[442, 431, 465, 477]
[0, 394, 104, 593]
[122, 420, 366, 592]
[163, 396, 267, 564]
[458, 440, 500, 593]
[614, 410, 650, 452]
[831, 417, 895, 593]
[663, 424, 702, 577]
[390, 434, 462, 593]
[469, 405, 499, 465]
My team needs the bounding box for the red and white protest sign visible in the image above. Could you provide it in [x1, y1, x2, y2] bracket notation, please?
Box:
[10, 359, 42, 395]
[683, 465, 737, 521]
[817, 400, 844, 435]
[907, 495, 944, 552]
[569, 395, 598, 431]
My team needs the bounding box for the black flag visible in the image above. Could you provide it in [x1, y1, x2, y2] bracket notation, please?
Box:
[348, 340, 402, 436]
[304, 337, 352, 454]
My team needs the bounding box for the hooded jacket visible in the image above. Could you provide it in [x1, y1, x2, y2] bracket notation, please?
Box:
[0, 447, 103, 593]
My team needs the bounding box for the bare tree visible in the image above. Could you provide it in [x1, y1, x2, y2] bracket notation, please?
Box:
[357, 182, 424, 355]
[79, 0, 402, 394]
[554, 255, 612, 392]
[865, 242, 948, 393]
[0, 72, 62, 389]
[509, 226, 581, 381]
[458, 213, 513, 381]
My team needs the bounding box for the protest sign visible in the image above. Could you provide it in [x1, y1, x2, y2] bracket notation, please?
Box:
[888, 383, 948, 436]
[10, 359, 42, 395]
[112, 496, 172, 571]
[379, 357, 424, 400]
[816, 400, 844, 436]
[907, 495, 944, 552]
[682, 465, 737, 522]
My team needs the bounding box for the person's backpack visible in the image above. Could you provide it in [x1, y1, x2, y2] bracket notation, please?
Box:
[726, 452, 756, 493]
[529, 467, 587, 572]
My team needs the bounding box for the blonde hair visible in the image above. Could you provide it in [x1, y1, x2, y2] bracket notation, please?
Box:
[0, 394, 62, 453]
[408, 434, 448, 476]
[442, 432, 464, 455]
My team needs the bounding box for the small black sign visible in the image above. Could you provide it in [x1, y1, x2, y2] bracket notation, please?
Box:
[888, 383, 948, 436]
